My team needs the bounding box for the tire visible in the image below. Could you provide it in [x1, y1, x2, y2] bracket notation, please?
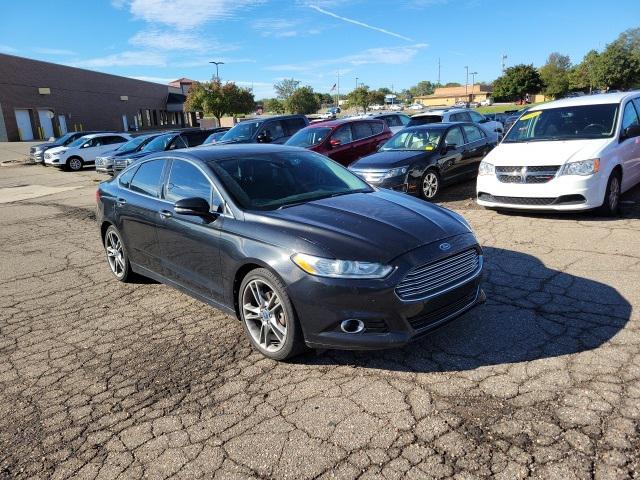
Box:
[104, 225, 133, 282]
[597, 170, 621, 216]
[67, 156, 84, 172]
[420, 169, 441, 200]
[239, 268, 306, 360]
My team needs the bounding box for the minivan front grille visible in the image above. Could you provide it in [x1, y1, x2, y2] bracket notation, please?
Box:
[396, 248, 481, 301]
[496, 165, 559, 184]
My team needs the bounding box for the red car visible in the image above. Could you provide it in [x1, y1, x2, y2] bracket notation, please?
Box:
[285, 118, 392, 165]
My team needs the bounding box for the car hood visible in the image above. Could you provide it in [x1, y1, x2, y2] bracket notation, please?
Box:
[213, 138, 252, 145]
[349, 150, 432, 169]
[257, 189, 471, 263]
[128, 150, 156, 160]
[33, 142, 55, 150]
[486, 138, 610, 166]
[46, 146, 69, 155]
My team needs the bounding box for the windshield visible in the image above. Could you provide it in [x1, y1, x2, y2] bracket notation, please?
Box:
[54, 133, 76, 145]
[141, 134, 174, 152]
[381, 129, 442, 151]
[503, 104, 619, 142]
[68, 136, 89, 148]
[204, 131, 226, 144]
[208, 151, 372, 210]
[407, 115, 442, 127]
[286, 127, 331, 148]
[117, 135, 149, 151]
[220, 121, 261, 142]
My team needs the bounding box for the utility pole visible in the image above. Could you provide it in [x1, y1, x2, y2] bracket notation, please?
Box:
[437, 58, 441, 86]
[465, 66, 469, 96]
[470, 71, 477, 102]
[355, 77, 359, 91]
[501, 54, 507, 73]
[209, 61, 224, 82]
[337, 70, 340, 108]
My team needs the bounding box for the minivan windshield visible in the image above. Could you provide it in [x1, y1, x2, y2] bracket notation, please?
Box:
[209, 151, 372, 210]
[503, 103, 619, 142]
[220, 121, 261, 142]
[381, 129, 443, 151]
[286, 127, 331, 148]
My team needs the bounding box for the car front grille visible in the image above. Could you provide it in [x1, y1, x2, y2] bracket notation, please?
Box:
[408, 289, 478, 331]
[44, 152, 52, 159]
[496, 165, 559, 184]
[478, 193, 586, 206]
[349, 168, 388, 183]
[395, 248, 482, 301]
[114, 159, 128, 170]
[30, 147, 36, 154]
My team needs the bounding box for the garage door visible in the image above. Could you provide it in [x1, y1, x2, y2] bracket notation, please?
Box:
[15, 109, 34, 141]
[38, 110, 54, 139]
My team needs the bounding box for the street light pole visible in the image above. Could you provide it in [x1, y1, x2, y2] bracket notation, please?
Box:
[355, 77, 359, 90]
[470, 71, 477, 102]
[209, 61, 224, 82]
[465, 66, 469, 97]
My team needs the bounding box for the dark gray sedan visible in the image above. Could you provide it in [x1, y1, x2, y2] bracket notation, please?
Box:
[96, 145, 484, 359]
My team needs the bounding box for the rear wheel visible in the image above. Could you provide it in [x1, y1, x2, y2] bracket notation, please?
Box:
[104, 226, 133, 282]
[239, 268, 305, 360]
[598, 170, 621, 216]
[68, 156, 84, 172]
[420, 169, 441, 200]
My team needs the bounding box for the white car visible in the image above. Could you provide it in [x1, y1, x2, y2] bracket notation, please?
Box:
[45, 133, 132, 171]
[408, 104, 424, 110]
[476, 92, 640, 215]
[409, 108, 504, 142]
[480, 98, 493, 106]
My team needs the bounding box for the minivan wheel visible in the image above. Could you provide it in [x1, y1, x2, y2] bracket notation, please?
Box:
[421, 169, 440, 200]
[68, 157, 83, 172]
[239, 268, 305, 360]
[104, 226, 132, 282]
[598, 170, 621, 216]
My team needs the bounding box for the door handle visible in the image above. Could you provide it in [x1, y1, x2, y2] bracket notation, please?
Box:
[116, 198, 127, 206]
[159, 209, 173, 219]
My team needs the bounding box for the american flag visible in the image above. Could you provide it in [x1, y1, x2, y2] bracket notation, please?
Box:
[330, 83, 337, 92]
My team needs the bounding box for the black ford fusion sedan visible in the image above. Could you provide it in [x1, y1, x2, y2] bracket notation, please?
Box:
[97, 144, 484, 360]
[349, 123, 494, 200]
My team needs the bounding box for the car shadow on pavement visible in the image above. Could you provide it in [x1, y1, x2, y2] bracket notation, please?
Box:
[295, 246, 631, 372]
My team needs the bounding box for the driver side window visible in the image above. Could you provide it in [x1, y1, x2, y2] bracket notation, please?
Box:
[444, 127, 464, 146]
[165, 160, 216, 205]
[331, 125, 353, 144]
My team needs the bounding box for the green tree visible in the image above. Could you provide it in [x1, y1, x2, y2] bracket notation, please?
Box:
[598, 38, 640, 90]
[185, 80, 254, 125]
[264, 98, 285, 114]
[492, 64, 543, 102]
[285, 86, 321, 114]
[346, 86, 384, 113]
[539, 53, 572, 99]
[409, 81, 435, 97]
[569, 50, 601, 92]
[274, 78, 301, 100]
[443, 82, 461, 87]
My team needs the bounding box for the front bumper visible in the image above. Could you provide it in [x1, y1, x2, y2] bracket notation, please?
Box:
[44, 155, 62, 166]
[30, 152, 44, 163]
[95, 158, 114, 174]
[476, 172, 605, 211]
[288, 234, 484, 350]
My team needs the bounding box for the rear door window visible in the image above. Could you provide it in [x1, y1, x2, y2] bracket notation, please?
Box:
[261, 121, 286, 141]
[184, 132, 208, 147]
[450, 112, 472, 122]
[370, 121, 384, 134]
[331, 124, 353, 144]
[283, 117, 307, 135]
[353, 122, 373, 140]
[444, 127, 464, 146]
[462, 125, 485, 142]
[130, 159, 166, 198]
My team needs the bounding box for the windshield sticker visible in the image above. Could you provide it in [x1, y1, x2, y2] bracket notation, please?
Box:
[425, 145, 434, 150]
[519, 111, 542, 121]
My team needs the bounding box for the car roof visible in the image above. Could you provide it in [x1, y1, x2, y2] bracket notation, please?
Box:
[307, 118, 385, 128]
[403, 122, 463, 131]
[80, 132, 128, 139]
[142, 144, 307, 164]
[531, 91, 640, 110]
[412, 108, 468, 117]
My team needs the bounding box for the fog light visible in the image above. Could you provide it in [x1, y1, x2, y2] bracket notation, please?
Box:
[340, 319, 365, 334]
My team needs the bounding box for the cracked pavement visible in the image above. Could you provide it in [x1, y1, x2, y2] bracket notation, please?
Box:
[0, 164, 639, 479]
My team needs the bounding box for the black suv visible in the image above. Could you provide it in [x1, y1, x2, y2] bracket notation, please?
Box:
[217, 115, 309, 145]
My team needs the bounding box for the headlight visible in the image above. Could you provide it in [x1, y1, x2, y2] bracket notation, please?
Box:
[478, 161, 495, 176]
[124, 158, 133, 166]
[384, 167, 408, 178]
[291, 253, 393, 279]
[559, 158, 600, 176]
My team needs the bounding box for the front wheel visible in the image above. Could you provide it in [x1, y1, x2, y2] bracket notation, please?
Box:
[597, 170, 621, 216]
[239, 268, 305, 360]
[420, 169, 441, 200]
[67, 156, 84, 172]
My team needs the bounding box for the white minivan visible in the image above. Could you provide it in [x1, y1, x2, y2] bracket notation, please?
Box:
[45, 133, 132, 171]
[476, 92, 640, 215]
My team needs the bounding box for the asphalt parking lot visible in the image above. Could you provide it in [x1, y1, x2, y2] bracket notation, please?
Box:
[1, 164, 639, 479]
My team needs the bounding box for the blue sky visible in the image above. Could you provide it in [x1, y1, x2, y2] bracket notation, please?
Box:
[1, 0, 639, 99]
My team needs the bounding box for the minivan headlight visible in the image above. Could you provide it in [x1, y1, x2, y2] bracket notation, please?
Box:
[559, 158, 600, 176]
[384, 167, 408, 178]
[478, 161, 495, 176]
[291, 253, 393, 279]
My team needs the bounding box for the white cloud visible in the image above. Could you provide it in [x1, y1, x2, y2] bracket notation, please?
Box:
[72, 51, 167, 68]
[267, 43, 427, 72]
[129, 29, 238, 52]
[117, 0, 263, 29]
[33, 47, 76, 55]
[309, 5, 412, 41]
[129, 75, 176, 84]
[252, 18, 300, 38]
[0, 44, 18, 54]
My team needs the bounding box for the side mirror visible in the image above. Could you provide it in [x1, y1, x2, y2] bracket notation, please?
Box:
[329, 138, 341, 148]
[444, 143, 457, 153]
[174, 197, 212, 216]
[257, 132, 271, 143]
[621, 124, 640, 141]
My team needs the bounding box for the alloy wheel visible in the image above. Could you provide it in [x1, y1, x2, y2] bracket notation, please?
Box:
[105, 230, 125, 278]
[242, 279, 287, 353]
[69, 158, 82, 171]
[422, 172, 439, 199]
[608, 175, 620, 212]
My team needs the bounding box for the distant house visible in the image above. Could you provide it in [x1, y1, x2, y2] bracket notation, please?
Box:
[415, 85, 493, 107]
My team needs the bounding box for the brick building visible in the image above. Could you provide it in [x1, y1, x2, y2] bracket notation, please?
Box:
[0, 54, 201, 142]
[414, 85, 493, 107]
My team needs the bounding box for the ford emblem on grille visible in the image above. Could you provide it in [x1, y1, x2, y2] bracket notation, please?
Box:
[439, 242, 451, 251]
